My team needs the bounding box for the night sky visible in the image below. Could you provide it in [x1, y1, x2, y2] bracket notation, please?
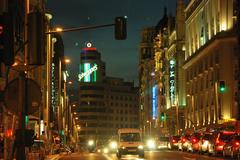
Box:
[46, 0, 178, 87]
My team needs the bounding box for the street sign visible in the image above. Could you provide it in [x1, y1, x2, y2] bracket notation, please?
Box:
[3, 78, 41, 115]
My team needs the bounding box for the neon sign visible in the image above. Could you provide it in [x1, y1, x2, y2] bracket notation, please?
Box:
[169, 59, 175, 105]
[78, 63, 98, 82]
[152, 85, 158, 119]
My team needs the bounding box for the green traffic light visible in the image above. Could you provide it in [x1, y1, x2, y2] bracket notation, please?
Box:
[220, 87, 225, 92]
[219, 80, 226, 93]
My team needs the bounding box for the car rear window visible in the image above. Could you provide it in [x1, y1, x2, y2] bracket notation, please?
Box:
[220, 133, 235, 140]
[203, 134, 212, 140]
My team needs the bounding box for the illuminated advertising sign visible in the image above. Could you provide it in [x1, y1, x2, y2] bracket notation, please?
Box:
[152, 85, 158, 119]
[78, 63, 98, 82]
[169, 59, 175, 105]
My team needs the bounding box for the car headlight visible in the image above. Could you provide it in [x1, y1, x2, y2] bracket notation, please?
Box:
[109, 141, 117, 149]
[138, 145, 144, 150]
[147, 139, 156, 149]
[88, 140, 94, 146]
[103, 148, 109, 153]
[121, 146, 125, 149]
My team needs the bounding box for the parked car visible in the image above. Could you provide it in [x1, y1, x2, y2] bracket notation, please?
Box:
[188, 132, 202, 152]
[168, 135, 180, 150]
[198, 132, 214, 155]
[178, 134, 191, 151]
[222, 134, 240, 159]
[28, 140, 45, 160]
[208, 131, 236, 156]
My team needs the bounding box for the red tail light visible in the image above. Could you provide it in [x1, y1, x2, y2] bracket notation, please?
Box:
[235, 142, 240, 146]
[192, 138, 197, 143]
[172, 139, 176, 143]
[216, 139, 220, 145]
[182, 138, 186, 143]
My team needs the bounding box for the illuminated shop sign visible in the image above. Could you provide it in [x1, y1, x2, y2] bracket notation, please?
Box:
[169, 59, 175, 105]
[152, 85, 158, 119]
[51, 63, 57, 112]
[78, 63, 98, 82]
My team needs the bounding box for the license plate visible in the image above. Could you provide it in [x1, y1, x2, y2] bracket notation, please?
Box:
[128, 149, 136, 152]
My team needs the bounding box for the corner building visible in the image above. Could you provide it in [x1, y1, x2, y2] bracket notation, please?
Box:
[183, 0, 240, 130]
[77, 44, 139, 144]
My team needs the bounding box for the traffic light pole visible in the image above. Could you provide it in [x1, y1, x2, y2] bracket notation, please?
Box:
[16, 72, 27, 160]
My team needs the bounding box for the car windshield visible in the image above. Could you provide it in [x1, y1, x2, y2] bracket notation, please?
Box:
[120, 133, 140, 142]
[31, 141, 44, 151]
[159, 137, 169, 141]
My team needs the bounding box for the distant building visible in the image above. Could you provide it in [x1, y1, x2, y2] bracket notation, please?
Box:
[77, 43, 139, 144]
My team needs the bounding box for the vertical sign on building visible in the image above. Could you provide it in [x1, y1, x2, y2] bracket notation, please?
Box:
[169, 59, 175, 105]
[152, 85, 158, 119]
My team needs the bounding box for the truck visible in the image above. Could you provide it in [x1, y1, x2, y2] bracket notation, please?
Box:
[116, 128, 144, 159]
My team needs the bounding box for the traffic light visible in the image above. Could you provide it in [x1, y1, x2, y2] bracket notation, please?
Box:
[219, 80, 226, 93]
[160, 112, 165, 121]
[115, 16, 127, 40]
[27, 11, 45, 65]
[5, 128, 13, 138]
[0, 13, 14, 65]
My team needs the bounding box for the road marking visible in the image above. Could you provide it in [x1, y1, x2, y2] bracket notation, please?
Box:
[183, 157, 196, 160]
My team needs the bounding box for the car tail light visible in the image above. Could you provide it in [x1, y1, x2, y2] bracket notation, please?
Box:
[182, 138, 186, 143]
[215, 139, 220, 145]
[172, 139, 176, 143]
[235, 142, 240, 146]
[192, 138, 197, 143]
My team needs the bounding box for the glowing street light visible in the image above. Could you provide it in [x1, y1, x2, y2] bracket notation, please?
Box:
[55, 27, 63, 32]
[64, 58, 71, 64]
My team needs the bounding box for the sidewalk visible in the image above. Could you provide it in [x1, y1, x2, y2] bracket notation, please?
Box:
[44, 154, 60, 160]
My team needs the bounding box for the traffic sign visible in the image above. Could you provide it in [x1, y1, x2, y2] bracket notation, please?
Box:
[3, 78, 41, 115]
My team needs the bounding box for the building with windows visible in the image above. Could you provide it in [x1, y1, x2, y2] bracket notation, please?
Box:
[139, 26, 158, 138]
[77, 43, 139, 144]
[183, 0, 240, 130]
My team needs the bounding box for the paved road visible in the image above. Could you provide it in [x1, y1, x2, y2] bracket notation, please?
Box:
[52, 150, 235, 160]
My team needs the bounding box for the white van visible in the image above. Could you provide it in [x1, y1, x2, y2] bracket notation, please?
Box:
[116, 128, 144, 159]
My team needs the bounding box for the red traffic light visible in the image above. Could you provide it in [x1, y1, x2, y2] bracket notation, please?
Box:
[5, 129, 13, 138]
[0, 25, 3, 35]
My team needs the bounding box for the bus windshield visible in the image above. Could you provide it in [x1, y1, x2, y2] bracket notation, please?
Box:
[120, 133, 141, 142]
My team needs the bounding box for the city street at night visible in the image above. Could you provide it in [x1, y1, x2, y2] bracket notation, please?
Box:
[1, 0, 240, 159]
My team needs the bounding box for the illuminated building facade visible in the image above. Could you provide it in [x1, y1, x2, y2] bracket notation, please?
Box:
[140, 0, 186, 136]
[78, 43, 139, 144]
[139, 27, 157, 137]
[183, 0, 240, 130]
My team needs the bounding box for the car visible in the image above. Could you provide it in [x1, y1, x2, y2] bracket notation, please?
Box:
[222, 134, 240, 159]
[208, 131, 236, 156]
[177, 134, 191, 151]
[188, 132, 202, 152]
[28, 140, 45, 160]
[168, 135, 180, 150]
[156, 137, 169, 150]
[198, 132, 214, 155]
